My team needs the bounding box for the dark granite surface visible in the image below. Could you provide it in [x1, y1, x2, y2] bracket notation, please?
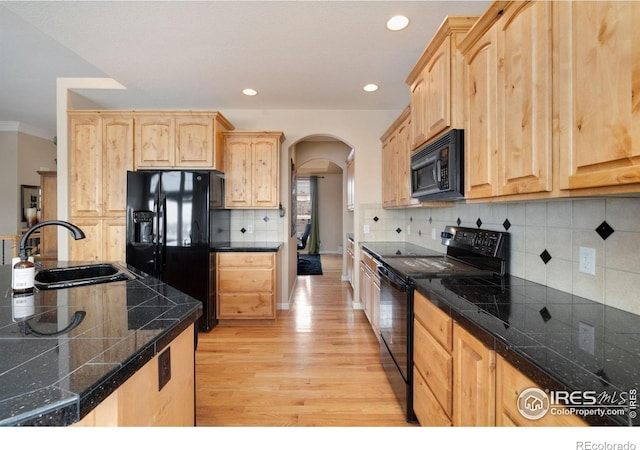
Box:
[413, 275, 640, 426]
[211, 241, 283, 252]
[0, 261, 202, 426]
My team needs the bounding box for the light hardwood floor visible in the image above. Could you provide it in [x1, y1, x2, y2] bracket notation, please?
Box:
[195, 254, 411, 426]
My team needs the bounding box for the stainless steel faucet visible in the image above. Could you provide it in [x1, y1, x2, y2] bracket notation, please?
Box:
[19, 220, 86, 259]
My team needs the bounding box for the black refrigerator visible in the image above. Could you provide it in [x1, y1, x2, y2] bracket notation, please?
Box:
[126, 170, 230, 332]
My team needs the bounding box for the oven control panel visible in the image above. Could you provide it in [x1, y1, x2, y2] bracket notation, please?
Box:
[441, 226, 507, 258]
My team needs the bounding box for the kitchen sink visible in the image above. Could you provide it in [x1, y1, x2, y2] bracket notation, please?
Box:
[34, 263, 138, 290]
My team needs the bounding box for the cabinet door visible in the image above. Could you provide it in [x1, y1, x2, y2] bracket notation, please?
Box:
[558, 1, 640, 191]
[38, 172, 58, 260]
[252, 137, 279, 208]
[410, 76, 427, 149]
[175, 117, 213, 167]
[453, 323, 496, 426]
[425, 36, 451, 141]
[381, 134, 398, 207]
[103, 219, 126, 262]
[396, 115, 417, 206]
[463, 27, 499, 199]
[497, 1, 553, 196]
[69, 218, 102, 262]
[102, 117, 134, 216]
[69, 116, 102, 217]
[224, 135, 252, 208]
[135, 116, 175, 168]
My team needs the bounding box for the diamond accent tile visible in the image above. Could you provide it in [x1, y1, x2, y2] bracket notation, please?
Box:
[456, 217, 461, 226]
[595, 221, 614, 240]
[503, 219, 511, 231]
[263, 216, 270, 222]
[476, 218, 482, 228]
[373, 216, 379, 222]
[429, 217, 432, 224]
[540, 249, 552, 264]
[240, 227, 247, 234]
[395, 228, 402, 234]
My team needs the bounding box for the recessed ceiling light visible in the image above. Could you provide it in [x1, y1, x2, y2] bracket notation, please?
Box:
[386, 15, 409, 31]
[243, 88, 258, 96]
[363, 84, 379, 92]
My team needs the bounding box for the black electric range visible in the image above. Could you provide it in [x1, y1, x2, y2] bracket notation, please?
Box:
[376, 225, 509, 423]
[360, 241, 443, 260]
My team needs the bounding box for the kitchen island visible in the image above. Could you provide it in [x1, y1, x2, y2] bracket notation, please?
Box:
[0, 261, 202, 426]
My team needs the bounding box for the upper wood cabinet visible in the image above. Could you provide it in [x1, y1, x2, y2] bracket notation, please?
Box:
[406, 16, 478, 150]
[37, 171, 57, 260]
[557, 1, 640, 194]
[224, 131, 284, 209]
[460, 0, 640, 201]
[134, 112, 234, 170]
[380, 107, 419, 208]
[69, 113, 134, 218]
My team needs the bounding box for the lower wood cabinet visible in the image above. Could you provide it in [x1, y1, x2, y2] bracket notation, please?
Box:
[73, 324, 196, 426]
[359, 249, 380, 341]
[216, 251, 278, 319]
[412, 291, 588, 427]
[496, 356, 587, 427]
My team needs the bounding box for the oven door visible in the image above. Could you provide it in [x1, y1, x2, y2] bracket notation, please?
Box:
[378, 264, 415, 422]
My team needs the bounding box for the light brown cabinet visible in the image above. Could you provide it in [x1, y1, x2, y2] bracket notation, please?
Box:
[216, 251, 279, 319]
[359, 249, 380, 341]
[224, 131, 284, 209]
[73, 324, 196, 427]
[134, 112, 233, 170]
[69, 113, 134, 262]
[557, 1, 640, 194]
[496, 356, 587, 426]
[406, 16, 478, 150]
[452, 323, 496, 426]
[461, 0, 640, 201]
[380, 107, 418, 208]
[37, 171, 57, 260]
[413, 291, 453, 426]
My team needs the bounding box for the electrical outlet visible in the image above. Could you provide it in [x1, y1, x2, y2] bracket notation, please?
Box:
[364, 224, 370, 234]
[247, 224, 254, 234]
[579, 247, 596, 275]
[431, 228, 437, 240]
[578, 321, 595, 355]
[158, 347, 171, 391]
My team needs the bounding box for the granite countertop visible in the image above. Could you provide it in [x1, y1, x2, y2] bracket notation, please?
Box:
[0, 261, 202, 426]
[211, 241, 284, 252]
[413, 275, 640, 426]
[360, 241, 444, 259]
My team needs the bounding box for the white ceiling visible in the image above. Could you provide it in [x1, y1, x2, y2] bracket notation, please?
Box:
[0, 1, 490, 139]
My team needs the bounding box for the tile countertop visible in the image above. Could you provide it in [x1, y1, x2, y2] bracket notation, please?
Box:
[413, 275, 640, 426]
[0, 261, 202, 426]
[211, 242, 284, 252]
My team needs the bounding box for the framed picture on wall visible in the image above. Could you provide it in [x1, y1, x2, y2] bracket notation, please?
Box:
[21, 184, 40, 221]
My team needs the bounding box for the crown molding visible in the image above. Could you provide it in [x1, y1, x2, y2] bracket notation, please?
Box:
[0, 121, 53, 140]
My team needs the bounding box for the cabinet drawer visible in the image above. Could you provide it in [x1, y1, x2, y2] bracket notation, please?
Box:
[496, 357, 587, 427]
[218, 252, 274, 268]
[413, 367, 452, 427]
[414, 291, 452, 351]
[218, 293, 275, 318]
[414, 319, 453, 417]
[218, 268, 273, 292]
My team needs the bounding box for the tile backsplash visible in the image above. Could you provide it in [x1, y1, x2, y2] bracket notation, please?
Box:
[360, 198, 640, 316]
[229, 209, 284, 242]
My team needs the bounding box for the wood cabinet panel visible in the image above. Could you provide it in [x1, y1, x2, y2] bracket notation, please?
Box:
[413, 367, 452, 427]
[38, 171, 57, 260]
[217, 293, 275, 318]
[414, 320, 453, 418]
[103, 117, 134, 216]
[414, 291, 452, 351]
[558, 1, 640, 192]
[425, 36, 451, 139]
[380, 107, 417, 208]
[252, 137, 279, 208]
[453, 323, 496, 426]
[496, 356, 587, 426]
[69, 116, 102, 217]
[135, 116, 175, 167]
[175, 117, 213, 167]
[69, 218, 101, 262]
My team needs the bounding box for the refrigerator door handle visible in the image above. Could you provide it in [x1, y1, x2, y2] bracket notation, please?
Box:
[158, 192, 167, 276]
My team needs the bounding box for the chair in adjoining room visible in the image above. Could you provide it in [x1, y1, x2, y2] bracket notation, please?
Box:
[297, 222, 311, 264]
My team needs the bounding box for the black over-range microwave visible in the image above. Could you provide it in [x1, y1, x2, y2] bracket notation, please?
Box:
[410, 129, 464, 201]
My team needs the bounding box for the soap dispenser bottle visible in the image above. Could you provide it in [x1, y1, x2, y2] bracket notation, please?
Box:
[12, 256, 35, 293]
